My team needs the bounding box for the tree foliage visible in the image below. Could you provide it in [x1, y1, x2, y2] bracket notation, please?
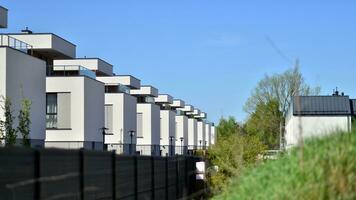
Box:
[207, 117, 266, 193]
[244, 63, 320, 117]
[0, 96, 17, 146]
[245, 100, 282, 149]
[18, 98, 31, 147]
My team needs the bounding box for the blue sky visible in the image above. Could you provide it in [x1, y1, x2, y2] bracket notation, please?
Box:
[2, 0, 356, 123]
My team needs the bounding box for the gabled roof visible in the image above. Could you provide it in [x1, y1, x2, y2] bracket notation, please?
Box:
[293, 96, 351, 116]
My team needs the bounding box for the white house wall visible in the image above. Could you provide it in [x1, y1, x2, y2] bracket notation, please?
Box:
[46, 77, 104, 149]
[104, 93, 137, 145]
[136, 103, 161, 145]
[0, 47, 46, 146]
[210, 126, 216, 145]
[175, 115, 188, 146]
[205, 123, 211, 147]
[188, 118, 197, 147]
[197, 121, 205, 147]
[160, 110, 176, 146]
[285, 115, 351, 148]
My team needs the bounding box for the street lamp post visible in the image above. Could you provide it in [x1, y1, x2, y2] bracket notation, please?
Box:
[129, 130, 135, 155]
[205, 141, 207, 150]
[100, 127, 109, 151]
[169, 136, 174, 156]
[180, 137, 184, 155]
[199, 140, 202, 150]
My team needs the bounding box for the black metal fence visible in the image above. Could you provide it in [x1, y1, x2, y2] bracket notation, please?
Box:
[0, 147, 204, 200]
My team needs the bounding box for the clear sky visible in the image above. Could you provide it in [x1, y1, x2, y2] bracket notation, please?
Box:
[2, 0, 356, 123]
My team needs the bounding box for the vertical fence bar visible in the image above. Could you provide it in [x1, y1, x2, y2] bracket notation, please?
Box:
[134, 156, 138, 200]
[165, 157, 169, 200]
[34, 149, 41, 200]
[112, 151, 116, 200]
[176, 157, 179, 199]
[151, 156, 155, 200]
[79, 149, 84, 200]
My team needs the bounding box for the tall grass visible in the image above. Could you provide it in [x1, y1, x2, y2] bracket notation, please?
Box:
[213, 131, 356, 200]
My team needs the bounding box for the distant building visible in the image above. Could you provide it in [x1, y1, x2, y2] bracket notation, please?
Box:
[285, 95, 353, 149]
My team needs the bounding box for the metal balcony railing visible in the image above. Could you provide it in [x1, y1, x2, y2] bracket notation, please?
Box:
[47, 65, 96, 79]
[0, 34, 32, 53]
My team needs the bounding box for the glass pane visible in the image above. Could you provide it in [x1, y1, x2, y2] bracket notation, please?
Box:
[46, 114, 57, 128]
[46, 93, 57, 114]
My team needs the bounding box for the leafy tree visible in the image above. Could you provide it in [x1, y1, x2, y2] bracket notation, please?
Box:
[207, 117, 266, 193]
[245, 100, 282, 149]
[0, 96, 17, 146]
[18, 98, 31, 147]
[244, 62, 320, 117]
[244, 62, 320, 148]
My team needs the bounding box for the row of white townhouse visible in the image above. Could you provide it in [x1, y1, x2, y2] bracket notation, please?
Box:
[0, 6, 216, 155]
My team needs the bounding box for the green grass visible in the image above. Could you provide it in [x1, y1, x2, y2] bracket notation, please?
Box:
[213, 132, 356, 200]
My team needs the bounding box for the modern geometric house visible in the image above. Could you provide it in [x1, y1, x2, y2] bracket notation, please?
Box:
[0, 6, 8, 28]
[46, 59, 109, 150]
[0, 36, 46, 147]
[154, 94, 175, 156]
[178, 105, 196, 150]
[171, 99, 188, 155]
[130, 85, 160, 155]
[285, 94, 353, 149]
[96, 75, 140, 154]
[194, 111, 207, 149]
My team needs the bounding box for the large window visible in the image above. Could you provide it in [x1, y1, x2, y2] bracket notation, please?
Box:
[137, 113, 143, 138]
[105, 105, 113, 134]
[46, 93, 71, 129]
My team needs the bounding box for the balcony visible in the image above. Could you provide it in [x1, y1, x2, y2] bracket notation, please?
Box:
[46, 65, 96, 79]
[171, 99, 185, 109]
[0, 34, 32, 53]
[6, 33, 76, 59]
[104, 84, 130, 94]
[0, 6, 7, 28]
[130, 86, 158, 97]
[97, 75, 141, 89]
[154, 94, 173, 104]
[54, 58, 113, 76]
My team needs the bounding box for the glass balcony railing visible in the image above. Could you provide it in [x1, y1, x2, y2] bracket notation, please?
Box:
[0, 34, 33, 53]
[47, 65, 96, 79]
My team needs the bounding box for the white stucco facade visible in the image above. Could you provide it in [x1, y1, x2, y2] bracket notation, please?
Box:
[54, 58, 113, 76]
[210, 125, 216, 145]
[188, 118, 197, 148]
[136, 103, 161, 155]
[205, 123, 211, 147]
[175, 115, 188, 146]
[160, 110, 176, 145]
[197, 121, 205, 148]
[285, 115, 351, 149]
[0, 47, 46, 146]
[45, 76, 105, 150]
[103, 93, 137, 144]
[0, 6, 7, 28]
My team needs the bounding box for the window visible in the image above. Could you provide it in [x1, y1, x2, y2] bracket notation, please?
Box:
[46, 93, 57, 128]
[105, 105, 113, 134]
[137, 113, 143, 138]
[46, 93, 71, 129]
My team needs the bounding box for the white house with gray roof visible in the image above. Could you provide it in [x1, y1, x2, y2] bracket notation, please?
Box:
[285, 95, 353, 149]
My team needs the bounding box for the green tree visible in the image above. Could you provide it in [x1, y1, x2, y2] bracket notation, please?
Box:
[208, 117, 266, 193]
[244, 62, 320, 148]
[245, 100, 282, 149]
[18, 98, 31, 147]
[0, 96, 17, 146]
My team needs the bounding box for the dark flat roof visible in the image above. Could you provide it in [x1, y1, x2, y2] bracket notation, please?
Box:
[293, 96, 351, 116]
[0, 6, 8, 11]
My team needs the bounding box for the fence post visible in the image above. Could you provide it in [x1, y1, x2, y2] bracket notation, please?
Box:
[134, 156, 138, 200]
[79, 149, 84, 200]
[176, 156, 179, 199]
[112, 151, 116, 200]
[151, 156, 155, 200]
[165, 157, 169, 200]
[34, 149, 40, 200]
